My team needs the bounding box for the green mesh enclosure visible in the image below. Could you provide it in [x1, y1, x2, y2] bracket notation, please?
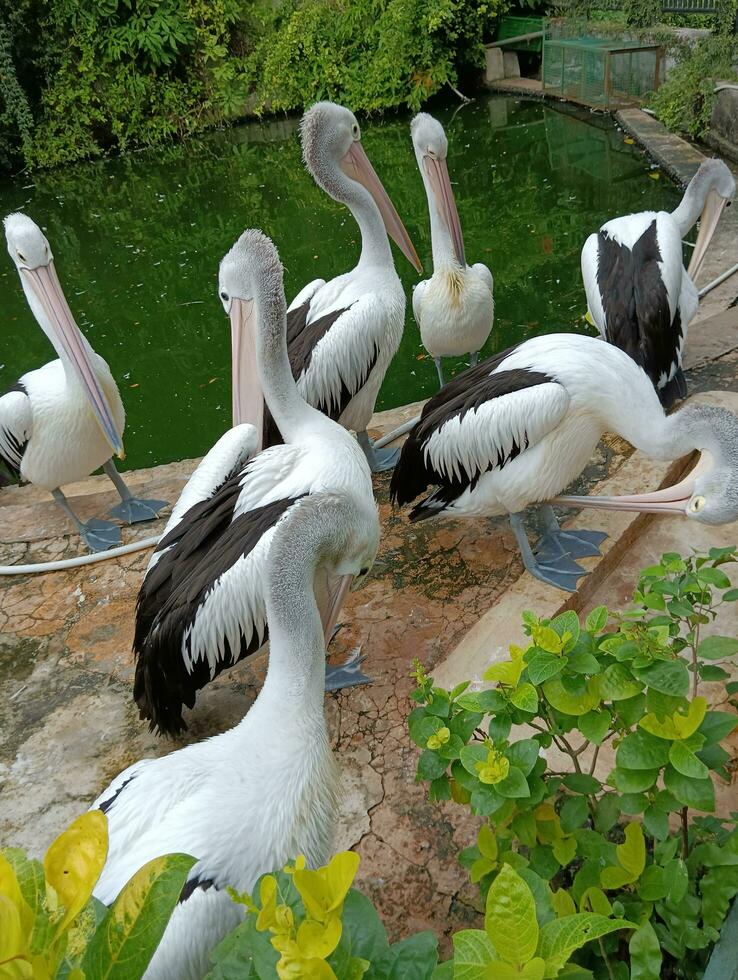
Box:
[661, 0, 716, 11]
[542, 22, 662, 107]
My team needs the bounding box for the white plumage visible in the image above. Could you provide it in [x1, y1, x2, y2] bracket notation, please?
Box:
[410, 113, 494, 387]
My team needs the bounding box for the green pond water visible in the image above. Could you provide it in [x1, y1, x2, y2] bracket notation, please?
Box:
[0, 95, 681, 471]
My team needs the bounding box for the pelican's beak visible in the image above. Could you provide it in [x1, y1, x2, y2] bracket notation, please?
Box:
[340, 142, 423, 274]
[230, 297, 263, 445]
[551, 454, 712, 515]
[423, 155, 465, 267]
[20, 262, 124, 458]
[687, 189, 729, 281]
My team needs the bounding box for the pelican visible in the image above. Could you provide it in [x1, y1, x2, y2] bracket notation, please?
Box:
[260, 101, 423, 472]
[134, 230, 378, 735]
[390, 333, 738, 591]
[0, 214, 167, 551]
[582, 158, 735, 407]
[410, 113, 494, 387]
[93, 492, 357, 980]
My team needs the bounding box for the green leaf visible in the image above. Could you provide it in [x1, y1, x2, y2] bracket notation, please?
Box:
[450, 929, 496, 978]
[699, 710, 738, 745]
[552, 837, 577, 868]
[616, 730, 670, 770]
[616, 823, 646, 878]
[585, 606, 608, 632]
[551, 611, 581, 643]
[496, 767, 531, 799]
[560, 796, 589, 833]
[662, 859, 688, 904]
[578, 710, 610, 745]
[637, 865, 666, 901]
[629, 921, 662, 980]
[697, 635, 738, 661]
[643, 806, 669, 840]
[701, 866, 738, 930]
[599, 664, 643, 701]
[511, 683, 539, 714]
[483, 959, 546, 978]
[663, 766, 716, 812]
[81, 853, 196, 979]
[562, 774, 601, 795]
[594, 794, 620, 834]
[637, 660, 689, 697]
[417, 750, 447, 781]
[668, 741, 709, 779]
[528, 652, 565, 686]
[369, 931, 438, 979]
[697, 567, 732, 588]
[341, 889, 389, 962]
[485, 865, 539, 964]
[537, 914, 632, 976]
[699, 665, 730, 682]
[507, 740, 541, 777]
[457, 690, 506, 714]
[612, 767, 658, 793]
[543, 677, 598, 716]
[535, 626, 565, 654]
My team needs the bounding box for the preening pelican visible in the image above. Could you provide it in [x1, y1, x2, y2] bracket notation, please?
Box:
[134, 230, 378, 735]
[582, 158, 735, 407]
[411, 113, 494, 387]
[260, 101, 423, 472]
[390, 333, 738, 591]
[0, 214, 167, 551]
[94, 492, 354, 980]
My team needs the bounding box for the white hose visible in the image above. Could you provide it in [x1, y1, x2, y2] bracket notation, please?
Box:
[698, 261, 738, 298]
[0, 534, 160, 575]
[373, 415, 422, 449]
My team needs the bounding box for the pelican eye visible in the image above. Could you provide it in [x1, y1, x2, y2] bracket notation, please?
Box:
[220, 290, 229, 302]
[17, 250, 26, 263]
[689, 495, 706, 513]
[352, 123, 360, 139]
[359, 566, 369, 577]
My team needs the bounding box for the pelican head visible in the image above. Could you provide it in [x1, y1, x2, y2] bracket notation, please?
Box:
[411, 113, 465, 267]
[554, 405, 738, 526]
[686, 158, 736, 280]
[3, 212, 124, 458]
[300, 101, 422, 273]
[219, 228, 284, 433]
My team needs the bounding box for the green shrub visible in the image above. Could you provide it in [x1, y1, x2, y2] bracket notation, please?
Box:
[410, 547, 738, 979]
[651, 35, 738, 139]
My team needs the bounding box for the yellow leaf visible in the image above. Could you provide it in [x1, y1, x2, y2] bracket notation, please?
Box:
[296, 917, 342, 959]
[477, 824, 498, 862]
[0, 895, 30, 976]
[640, 696, 707, 741]
[580, 887, 612, 915]
[551, 889, 576, 917]
[293, 852, 359, 924]
[484, 659, 525, 687]
[44, 811, 108, 934]
[0, 856, 32, 937]
[543, 677, 599, 715]
[624, 137, 634, 144]
[649, 171, 660, 179]
[256, 876, 279, 932]
[616, 823, 645, 879]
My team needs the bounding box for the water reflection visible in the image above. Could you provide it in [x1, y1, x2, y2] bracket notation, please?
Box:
[0, 96, 680, 469]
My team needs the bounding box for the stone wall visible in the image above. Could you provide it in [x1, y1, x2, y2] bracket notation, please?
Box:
[709, 85, 738, 163]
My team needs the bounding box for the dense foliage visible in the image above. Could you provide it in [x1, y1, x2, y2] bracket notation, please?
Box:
[0, 811, 194, 977]
[0, 0, 505, 172]
[410, 548, 738, 979]
[650, 34, 738, 139]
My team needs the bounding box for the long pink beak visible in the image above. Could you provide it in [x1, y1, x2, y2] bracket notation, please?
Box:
[687, 189, 729, 280]
[320, 573, 354, 647]
[340, 142, 423, 274]
[21, 263, 124, 458]
[424, 155, 465, 267]
[230, 297, 264, 446]
[551, 454, 710, 515]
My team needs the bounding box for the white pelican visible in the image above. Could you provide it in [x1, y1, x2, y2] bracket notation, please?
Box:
[410, 113, 494, 387]
[390, 333, 738, 591]
[134, 230, 378, 735]
[93, 491, 354, 980]
[260, 101, 423, 472]
[582, 158, 735, 407]
[0, 214, 167, 551]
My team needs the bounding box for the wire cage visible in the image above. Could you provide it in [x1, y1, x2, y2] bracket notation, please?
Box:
[542, 20, 663, 108]
[661, 0, 716, 11]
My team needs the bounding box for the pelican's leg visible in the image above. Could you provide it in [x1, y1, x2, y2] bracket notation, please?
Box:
[535, 504, 608, 560]
[509, 511, 585, 593]
[434, 357, 446, 388]
[356, 430, 401, 473]
[103, 460, 168, 524]
[52, 488, 121, 553]
[469, 351, 480, 368]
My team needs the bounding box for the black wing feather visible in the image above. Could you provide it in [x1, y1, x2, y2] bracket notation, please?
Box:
[133, 463, 305, 735]
[597, 221, 683, 397]
[390, 346, 552, 519]
[0, 381, 28, 485]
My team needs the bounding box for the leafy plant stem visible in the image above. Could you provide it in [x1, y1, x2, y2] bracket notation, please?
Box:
[681, 806, 690, 859]
[598, 936, 617, 980]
